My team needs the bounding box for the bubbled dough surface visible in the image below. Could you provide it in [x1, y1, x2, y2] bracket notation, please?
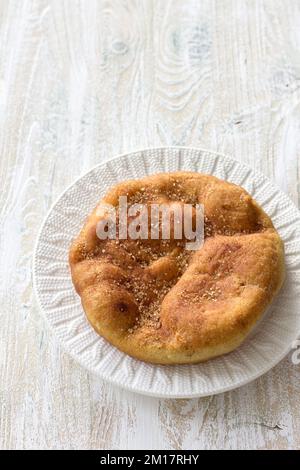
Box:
[69, 172, 285, 364]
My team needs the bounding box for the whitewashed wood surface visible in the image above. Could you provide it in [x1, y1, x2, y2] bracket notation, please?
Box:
[1, 0, 300, 450]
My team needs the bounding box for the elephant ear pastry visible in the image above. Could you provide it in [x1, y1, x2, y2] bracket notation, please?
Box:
[69, 171, 285, 364]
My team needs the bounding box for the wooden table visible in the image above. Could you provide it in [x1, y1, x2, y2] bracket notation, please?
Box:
[1, 0, 299, 450]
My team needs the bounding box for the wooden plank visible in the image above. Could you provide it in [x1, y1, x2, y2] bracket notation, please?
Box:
[0, 0, 299, 450]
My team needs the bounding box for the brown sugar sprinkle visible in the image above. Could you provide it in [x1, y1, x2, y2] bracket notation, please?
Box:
[204, 216, 214, 237]
[179, 285, 222, 304]
[92, 205, 195, 334]
[93, 184, 264, 335]
[124, 248, 191, 333]
[201, 285, 222, 301]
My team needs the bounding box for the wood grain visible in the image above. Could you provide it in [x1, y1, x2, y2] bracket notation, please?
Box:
[0, 0, 299, 449]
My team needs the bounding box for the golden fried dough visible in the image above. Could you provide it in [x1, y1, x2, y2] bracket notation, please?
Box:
[69, 172, 285, 364]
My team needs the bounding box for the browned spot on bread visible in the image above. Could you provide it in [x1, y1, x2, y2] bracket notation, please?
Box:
[117, 302, 128, 313]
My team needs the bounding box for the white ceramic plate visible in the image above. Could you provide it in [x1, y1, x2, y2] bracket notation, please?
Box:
[33, 147, 300, 398]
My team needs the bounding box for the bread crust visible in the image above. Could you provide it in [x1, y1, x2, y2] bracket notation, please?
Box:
[69, 172, 285, 364]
